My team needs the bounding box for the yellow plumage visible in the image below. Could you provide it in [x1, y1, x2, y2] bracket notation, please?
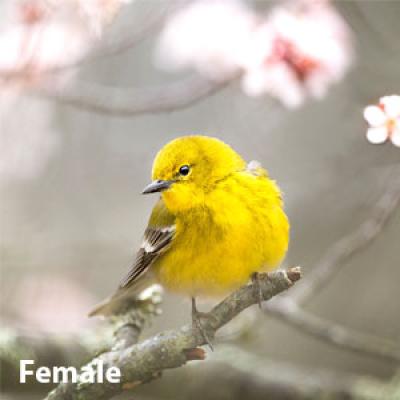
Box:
[90, 135, 289, 316]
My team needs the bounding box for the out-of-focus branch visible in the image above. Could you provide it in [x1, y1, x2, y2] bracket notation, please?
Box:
[0, 292, 162, 392]
[265, 299, 400, 364]
[35, 73, 239, 117]
[262, 166, 400, 364]
[0, 328, 101, 392]
[288, 168, 400, 305]
[44, 268, 301, 400]
[161, 345, 399, 400]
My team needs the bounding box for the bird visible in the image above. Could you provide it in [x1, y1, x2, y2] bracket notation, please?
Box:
[89, 135, 289, 345]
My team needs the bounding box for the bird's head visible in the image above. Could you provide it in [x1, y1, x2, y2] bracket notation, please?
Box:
[142, 135, 246, 213]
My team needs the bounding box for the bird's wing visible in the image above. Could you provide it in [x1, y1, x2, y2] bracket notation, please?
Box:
[119, 199, 176, 290]
[119, 225, 175, 289]
[88, 199, 175, 317]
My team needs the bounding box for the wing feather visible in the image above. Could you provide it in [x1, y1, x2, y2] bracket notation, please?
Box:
[119, 225, 175, 289]
[88, 199, 175, 317]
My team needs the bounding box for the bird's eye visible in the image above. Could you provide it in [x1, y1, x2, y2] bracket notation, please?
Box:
[179, 165, 190, 176]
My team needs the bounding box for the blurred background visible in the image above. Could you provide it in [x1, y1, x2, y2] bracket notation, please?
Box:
[1, 1, 399, 399]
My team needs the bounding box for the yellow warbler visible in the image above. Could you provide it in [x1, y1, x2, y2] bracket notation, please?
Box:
[90, 135, 289, 325]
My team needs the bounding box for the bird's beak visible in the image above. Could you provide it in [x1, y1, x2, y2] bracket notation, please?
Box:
[142, 180, 175, 194]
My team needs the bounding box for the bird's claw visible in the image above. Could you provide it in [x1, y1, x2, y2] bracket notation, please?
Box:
[251, 272, 268, 308]
[191, 298, 214, 351]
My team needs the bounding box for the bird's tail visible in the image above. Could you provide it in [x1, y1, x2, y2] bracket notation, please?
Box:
[88, 275, 156, 317]
[88, 295, 122, 317]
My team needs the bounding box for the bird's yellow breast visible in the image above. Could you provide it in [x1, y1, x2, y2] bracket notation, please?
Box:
[154, 171, 289, 297]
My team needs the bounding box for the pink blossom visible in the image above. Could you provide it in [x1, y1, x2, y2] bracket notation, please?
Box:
[0, 0, 130, 87]
[75, 0, 132, 37]
[240, 2, 353, 107]
[363, 96, 400, 147]
[0, 21, 89, 86]
[155, 0, 258, 79]
[156, 0, 353, 107]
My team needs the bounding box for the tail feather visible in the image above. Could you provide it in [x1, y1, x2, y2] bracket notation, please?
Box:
[88, 296, 120, 317]
[89, 275, 156, 317]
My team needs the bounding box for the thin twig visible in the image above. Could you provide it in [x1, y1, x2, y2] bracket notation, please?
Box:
[265, 299, 400, 364]
[44, 267, 301, 400]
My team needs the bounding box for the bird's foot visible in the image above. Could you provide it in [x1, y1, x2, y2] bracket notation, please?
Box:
[191, 298, 214, 351]
[251, 272, 268, 308]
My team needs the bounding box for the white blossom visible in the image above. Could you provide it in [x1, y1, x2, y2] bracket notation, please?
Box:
[364, 95, 400, 147]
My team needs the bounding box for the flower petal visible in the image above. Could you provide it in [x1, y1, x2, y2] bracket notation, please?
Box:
[380, 95, 400, 118]
[363, 105, 386, 127]
[366, 127, 388, 144]
[390, 126, 400, 147]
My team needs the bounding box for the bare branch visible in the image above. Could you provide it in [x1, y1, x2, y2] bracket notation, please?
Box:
[287, 167, 400, 305]
[260, 168, 400, 364]
[265, 299, 400, 364]
[174, 345, 398, 400]
[44, 267, 301, 400]
[34, 73, 239, 117]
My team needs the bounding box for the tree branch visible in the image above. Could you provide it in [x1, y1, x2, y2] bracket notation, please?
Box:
[287, 167, 400, 305]
[257, 167, 400, 364]
[44, 267, 301, 400]
[168, 345, 399, 400]
[34, 73, 239, 117]
[0, 289, 162, 392]
[265, 299, 400, 364]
